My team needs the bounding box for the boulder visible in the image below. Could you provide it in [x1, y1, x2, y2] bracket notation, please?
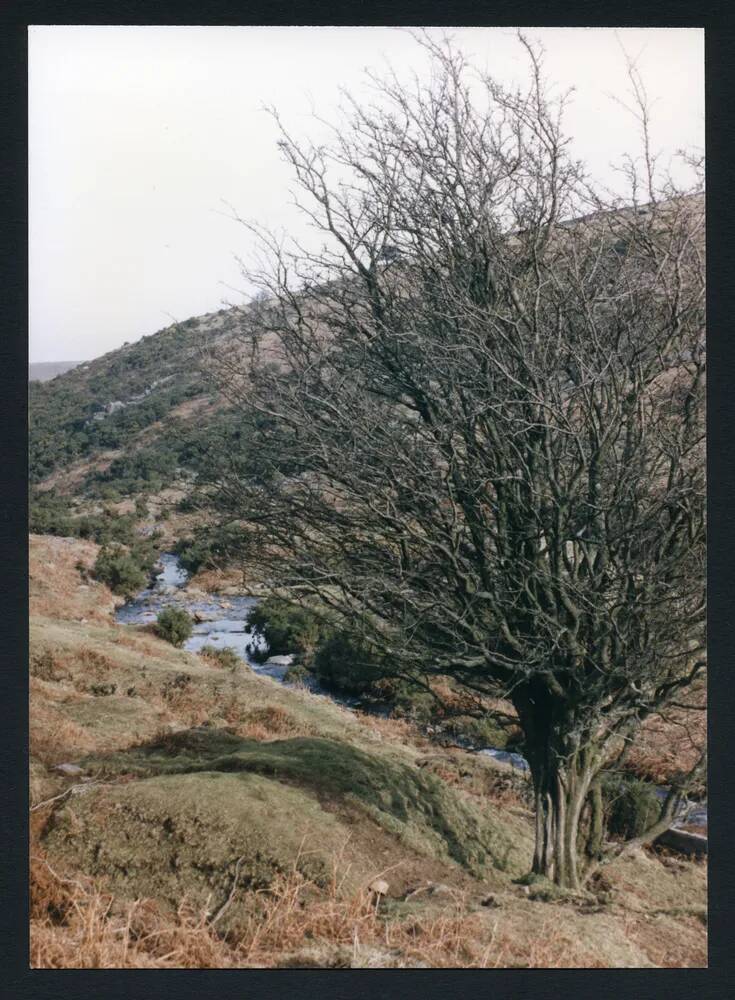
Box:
[656, 828, 707, 858]
[54, 763, 84, 777]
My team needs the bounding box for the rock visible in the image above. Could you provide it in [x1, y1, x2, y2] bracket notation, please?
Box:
[55, 763, 83, 776]
[369, 878, 389, 897]
[656, 828, 708, 858]
[403, 881, 455, 902]
[264, 654, 294, 667]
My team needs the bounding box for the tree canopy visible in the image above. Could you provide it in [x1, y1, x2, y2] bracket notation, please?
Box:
[206, 36, 705, 888]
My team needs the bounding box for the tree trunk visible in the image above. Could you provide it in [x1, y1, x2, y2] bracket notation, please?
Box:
[584, 779, 605, 861]
[513, 686, 599, 889]
[527, 749, 593, 889]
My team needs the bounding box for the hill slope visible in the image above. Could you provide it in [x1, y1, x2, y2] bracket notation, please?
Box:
[29, 306, 243, 497]
[30, 534, 706, 968]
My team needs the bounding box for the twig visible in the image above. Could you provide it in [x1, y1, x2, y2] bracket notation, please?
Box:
[210, 856, 245, 926]
[31, 781, 104, 812]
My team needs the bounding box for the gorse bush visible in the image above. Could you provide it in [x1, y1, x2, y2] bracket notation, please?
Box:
[601, 774, 662, 841]
[312, 631, 389, 696]
[28, 316, 213, 486]
[247, 601, 395, 700]
[156, 607, 193, 647]
[29, 492, 75, 537]
[174, 523, 244, 575]
[247, 598, 328, 659]
[93, 545, 149, 597]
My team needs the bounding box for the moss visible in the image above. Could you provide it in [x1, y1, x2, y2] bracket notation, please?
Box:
[82, 730, 524, 876]
[42, 771, 354, 930]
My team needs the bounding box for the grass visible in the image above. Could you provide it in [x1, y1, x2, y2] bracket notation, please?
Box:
[31, 830, 706, 969]
[80, 729, 524, 876]
[28, 533, 708, 968]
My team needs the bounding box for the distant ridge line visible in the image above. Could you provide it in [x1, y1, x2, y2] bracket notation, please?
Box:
[29, 361, 84, 382]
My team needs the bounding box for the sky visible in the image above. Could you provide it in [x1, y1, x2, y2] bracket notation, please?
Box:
[28, 26, 704, 363]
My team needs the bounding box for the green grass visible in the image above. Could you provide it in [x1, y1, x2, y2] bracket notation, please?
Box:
[83, 730, 525, 876]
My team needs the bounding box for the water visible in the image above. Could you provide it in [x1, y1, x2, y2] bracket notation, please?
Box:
[115, 553, 267, 666]
[479, 747, 530, 772]
[116, 552, 707, 834]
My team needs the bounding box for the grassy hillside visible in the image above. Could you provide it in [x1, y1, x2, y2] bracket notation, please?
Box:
[29, 534, 706, 968]
[29, 307, 244, 497]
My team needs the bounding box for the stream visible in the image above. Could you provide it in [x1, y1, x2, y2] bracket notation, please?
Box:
[116, 553, 707, 835]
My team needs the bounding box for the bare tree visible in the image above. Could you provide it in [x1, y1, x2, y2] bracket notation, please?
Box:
[207, 36, 705, 889]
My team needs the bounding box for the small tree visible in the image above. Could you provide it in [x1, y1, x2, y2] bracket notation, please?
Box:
[93, 544, 147, 597]
[209, 36, 705, 887]
[155, 606, 193, 647]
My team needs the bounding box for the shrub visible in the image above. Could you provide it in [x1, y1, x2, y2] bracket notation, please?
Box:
[390, 685, 430, 723]
[29, 492, 74, 536]
[155, 607, 193, 647]
[199, 645, 240, 671]
[312, 631, 389, 696]
[601, 773, 662, 840]
[444, 714, 512, 750]
[176, 496, 197, 514]
[174, 525, 242, 575]
[93, 545, 148, 597]
[247, 598, 328, 659]
[283, 663, 311, 686]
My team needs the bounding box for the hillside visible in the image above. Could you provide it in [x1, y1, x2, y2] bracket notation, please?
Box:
[29, 306, 244, 498]
[29, 534, 706, 968]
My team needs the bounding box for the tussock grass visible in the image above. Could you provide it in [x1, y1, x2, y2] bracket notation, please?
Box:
[28, 839, 615, 969]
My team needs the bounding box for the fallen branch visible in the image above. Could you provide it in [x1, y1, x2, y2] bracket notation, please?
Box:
[210, 856, 245, 926]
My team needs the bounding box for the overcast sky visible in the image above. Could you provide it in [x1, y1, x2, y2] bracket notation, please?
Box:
[29, 26, 704, 363]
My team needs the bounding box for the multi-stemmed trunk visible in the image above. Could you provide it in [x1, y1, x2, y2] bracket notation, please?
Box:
[513, 686, 601, 890]
[525, 746, 598, 889]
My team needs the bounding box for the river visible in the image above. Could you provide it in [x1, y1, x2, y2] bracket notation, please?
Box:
[116, 552, 706, 834]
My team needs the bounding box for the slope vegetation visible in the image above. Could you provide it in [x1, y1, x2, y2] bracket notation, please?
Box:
[30, 534, 706, 968]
